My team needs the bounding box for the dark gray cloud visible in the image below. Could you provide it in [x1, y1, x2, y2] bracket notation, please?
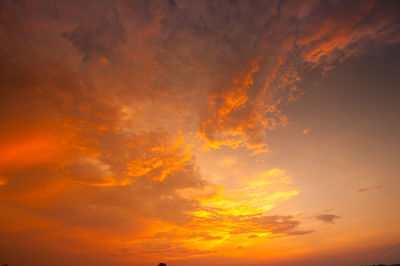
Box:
[63, 7, 125, 60]
[315, 214, 341, 224]
[357, 185, 383, 194]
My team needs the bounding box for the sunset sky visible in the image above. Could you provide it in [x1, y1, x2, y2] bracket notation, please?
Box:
[1, 1, 400, 265]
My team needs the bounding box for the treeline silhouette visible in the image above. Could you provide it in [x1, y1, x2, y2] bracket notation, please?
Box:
[363, 264, 400, 266]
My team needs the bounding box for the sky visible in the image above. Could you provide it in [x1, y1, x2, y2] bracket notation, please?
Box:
[0, 0, 400, 265]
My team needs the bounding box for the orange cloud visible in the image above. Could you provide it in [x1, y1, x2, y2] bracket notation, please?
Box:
[126, 136, 192, 182]
[1, 0, 400, 265]
[200, 57, 262, 149]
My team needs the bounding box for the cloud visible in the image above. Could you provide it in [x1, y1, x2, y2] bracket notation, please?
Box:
[0, 0, 399, 264]
[315, 214, 341, 224]
[287, 230, 314, 236]
[357, 185, 383, 194]
[2, 0, 399, 154]
[193, 0, 400, 152]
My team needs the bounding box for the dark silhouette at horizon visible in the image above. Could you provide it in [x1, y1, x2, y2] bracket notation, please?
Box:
[363, 264, 400, 266]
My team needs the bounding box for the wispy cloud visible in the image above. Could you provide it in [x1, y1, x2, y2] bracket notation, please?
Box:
[357, 185, 383, 194]
[315, 214, 341, 224]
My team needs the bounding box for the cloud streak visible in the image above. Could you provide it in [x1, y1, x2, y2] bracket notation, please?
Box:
[315, 214, 341, 224]
[357, 185, 383, 194]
